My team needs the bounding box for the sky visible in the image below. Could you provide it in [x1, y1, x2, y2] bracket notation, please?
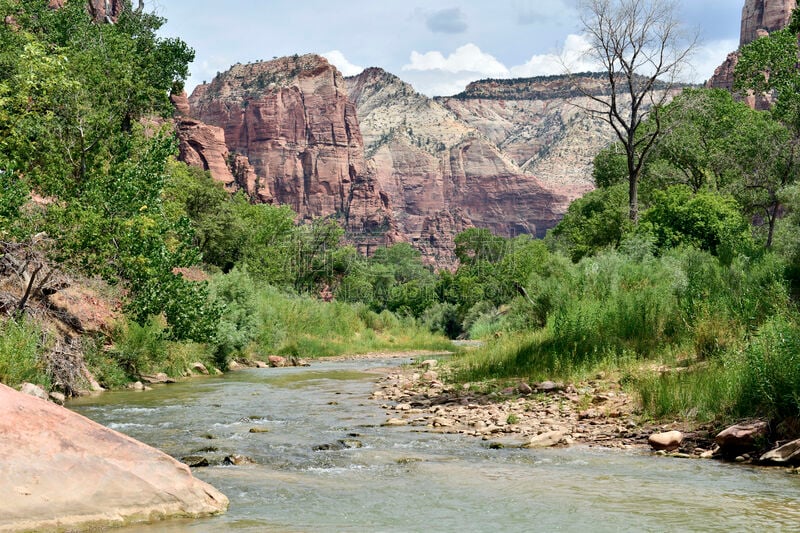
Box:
[151, 0, 743, 97]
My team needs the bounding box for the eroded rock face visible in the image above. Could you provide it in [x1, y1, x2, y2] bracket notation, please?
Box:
[707, 0, 795, 109]
[740, 0, 796, 47]
[0, 383, 228, 531]
[347, 68, 569, 264]
[188, 55, 398, 254]
[440, 75, 679, 198]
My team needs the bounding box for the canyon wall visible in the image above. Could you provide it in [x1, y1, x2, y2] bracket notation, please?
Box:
[707, 0, 796, 106]
[187, 55, 400, 256]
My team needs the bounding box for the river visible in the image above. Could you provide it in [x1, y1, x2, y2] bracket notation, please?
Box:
[69, 357, 800, 532]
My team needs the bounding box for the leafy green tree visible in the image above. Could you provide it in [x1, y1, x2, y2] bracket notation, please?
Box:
[551, 184, 630, 261]
[641, 186, 753, 260]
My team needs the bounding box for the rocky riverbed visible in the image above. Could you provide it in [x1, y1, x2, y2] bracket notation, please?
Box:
[371, 359, 716, 454]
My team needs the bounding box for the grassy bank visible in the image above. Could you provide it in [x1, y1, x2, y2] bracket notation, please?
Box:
[450, 247, 798, 428]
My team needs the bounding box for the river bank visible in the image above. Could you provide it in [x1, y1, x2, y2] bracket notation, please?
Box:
[370, 358, 800, 471]
[67, 356, 800, 532]
[371, 359, 707, 451]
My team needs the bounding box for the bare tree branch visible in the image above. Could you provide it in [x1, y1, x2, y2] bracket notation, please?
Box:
[572, 0, 697, 222]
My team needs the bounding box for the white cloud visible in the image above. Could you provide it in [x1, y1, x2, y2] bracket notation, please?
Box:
[322, 50, 364, 77]
[403, 43, 510, 77]
[684, 39, 738, 83]
[510, 34, 600, 77]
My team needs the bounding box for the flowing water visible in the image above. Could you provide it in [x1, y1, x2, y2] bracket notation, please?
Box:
[69, 357, 800, 532]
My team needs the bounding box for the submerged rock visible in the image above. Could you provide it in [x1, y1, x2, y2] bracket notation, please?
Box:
[0, 383, 228, 531]
[522, 430, 566, 449]
[223, 454, 255, 466]
[648, 431, 684, 452]
[181, 455, 210, 467]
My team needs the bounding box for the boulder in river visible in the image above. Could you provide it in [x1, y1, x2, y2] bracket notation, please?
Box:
[0, 383, 228, 531]
[648, 431, 684, 452]
[759, 438, 800, 466]
[522, 430, 566, 448]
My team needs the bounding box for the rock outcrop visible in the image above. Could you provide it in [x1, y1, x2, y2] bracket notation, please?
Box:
[440, 74, 680, 197]
[188, 55, 400, 255]
[346, 67, 569, 263]
[172, 94, 238, 191]
[707, 0, 796, 109]
[740, 0, 796, 47]
[0, 383, 228, 531]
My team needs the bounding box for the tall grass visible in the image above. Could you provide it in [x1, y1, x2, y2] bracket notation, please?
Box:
[453, 247, 799, 428]
[250, 284, 452, 358]
[0, 318, 51, 389]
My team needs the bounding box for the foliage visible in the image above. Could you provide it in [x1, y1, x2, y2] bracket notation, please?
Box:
[577, 0, 696, 221]
[641, 186, 753, 260]
[0, 318, 50, 388]
[550, 184, 630, 261]
[739, 315, 800, 420]
[110, 316, 169, 376]
[208, 269, 259, 367]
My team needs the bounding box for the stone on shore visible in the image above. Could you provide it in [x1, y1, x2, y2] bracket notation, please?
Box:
[0, 383, 228, 531]
[420, 359, 438, 369]
[715, 421, 769, 456]
[759, 438, 800, 466]
[648, 431, 684, 452]
[19, 382, 48, 401]
[267, 356, 286, 368]
[190, 362, 209, 375]
[140, 372, 175, 384]
[383, 418, 408, 427]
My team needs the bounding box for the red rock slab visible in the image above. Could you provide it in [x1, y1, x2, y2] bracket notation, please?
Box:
[0, 383, 228, 532]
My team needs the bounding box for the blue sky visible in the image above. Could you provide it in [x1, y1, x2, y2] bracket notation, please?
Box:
[152, 0, 743, 96]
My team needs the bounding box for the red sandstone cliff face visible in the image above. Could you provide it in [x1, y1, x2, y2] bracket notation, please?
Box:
[707, 0, 795, 108]
[740, 0, 796, 46]
[187, 55, 400, 254]
[48, 0, 124, 21]
[346, 68, 569, 264]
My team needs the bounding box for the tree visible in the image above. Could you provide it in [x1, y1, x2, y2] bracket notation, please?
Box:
[577, 0, 696, 222]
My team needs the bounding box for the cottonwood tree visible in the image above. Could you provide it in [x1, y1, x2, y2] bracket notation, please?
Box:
[577, 0, 696, 222]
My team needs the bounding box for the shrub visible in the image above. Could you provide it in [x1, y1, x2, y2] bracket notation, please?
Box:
[0, 318, 50, 388]
[111, 316, 168, 375]
[738, 315, 800, 420]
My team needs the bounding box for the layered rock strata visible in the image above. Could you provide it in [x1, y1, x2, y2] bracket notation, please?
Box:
[188, 55, 400, 255]
[440, 74, 679, 197]
[346, 67, 569, 263]
[0, 383, 228, 531]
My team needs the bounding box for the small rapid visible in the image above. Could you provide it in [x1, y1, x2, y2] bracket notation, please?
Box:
[69, 358, 800, 532]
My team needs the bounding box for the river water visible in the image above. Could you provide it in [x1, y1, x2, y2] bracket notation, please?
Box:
[69, 357, 800, 532]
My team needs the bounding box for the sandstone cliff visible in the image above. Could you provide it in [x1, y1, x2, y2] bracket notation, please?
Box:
[188, 55, 399, 255]
[346, 68, 569, 264]
[740, 0, 796, 46]
[438, 74, 682, 199]
[707, 0, 796, 107]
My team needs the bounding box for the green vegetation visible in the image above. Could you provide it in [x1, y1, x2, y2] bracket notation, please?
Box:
[1, 0, 799, 438]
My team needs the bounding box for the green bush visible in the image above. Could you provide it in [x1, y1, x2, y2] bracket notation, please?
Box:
[111, 317, 168, 375]
[739, 315, 800, 420]
[0, 318, 50, 388]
